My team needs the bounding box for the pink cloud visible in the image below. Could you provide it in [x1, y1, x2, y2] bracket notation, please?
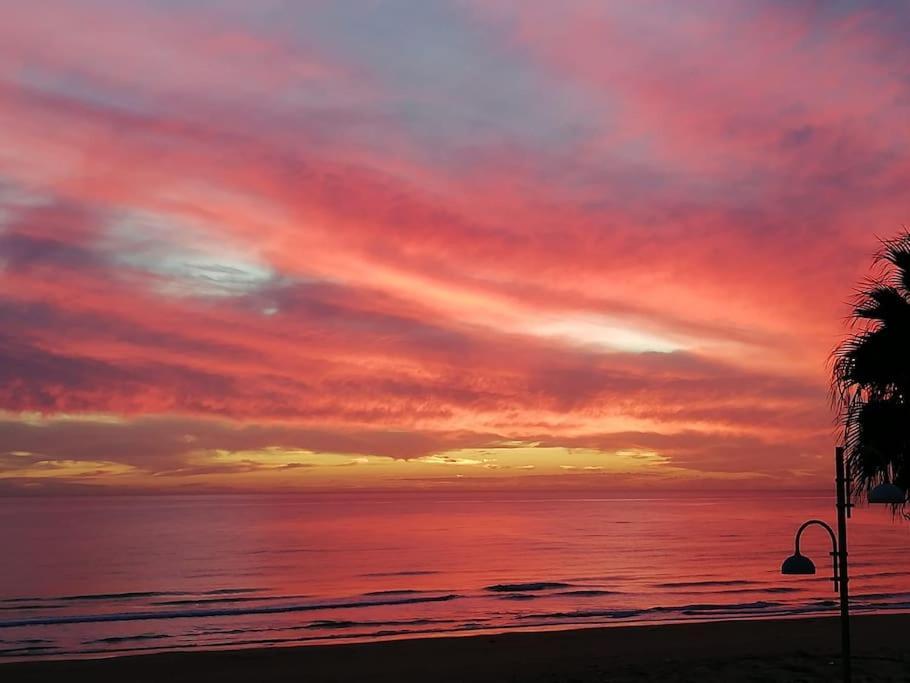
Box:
[1, 1, 907, 491]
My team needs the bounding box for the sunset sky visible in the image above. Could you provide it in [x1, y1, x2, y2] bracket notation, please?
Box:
[2, 1, 909, 494]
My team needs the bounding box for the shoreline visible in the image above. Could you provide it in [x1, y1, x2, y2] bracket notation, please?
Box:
[4, 613, 910, 682]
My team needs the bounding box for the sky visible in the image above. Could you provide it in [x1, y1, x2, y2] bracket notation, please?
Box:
[1, 0, 909, 495]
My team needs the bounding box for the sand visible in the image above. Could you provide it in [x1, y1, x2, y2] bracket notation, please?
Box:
[4, 614, 910, 682]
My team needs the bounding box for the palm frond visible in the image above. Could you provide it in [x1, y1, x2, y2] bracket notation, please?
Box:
[832, 231, 910, 498]
[875, 230, 910, 297]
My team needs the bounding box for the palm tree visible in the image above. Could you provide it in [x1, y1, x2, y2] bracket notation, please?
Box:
[832, 231, 910, 504]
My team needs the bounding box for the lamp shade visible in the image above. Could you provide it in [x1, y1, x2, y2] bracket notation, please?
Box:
[868, 482, 906, 505]
[869, 482, 907, 505]
[781, 553, 816, 575]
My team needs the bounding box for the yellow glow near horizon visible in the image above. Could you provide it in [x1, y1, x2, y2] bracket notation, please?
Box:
[0, 455, 136, 479]
[118, 443, 680, 490]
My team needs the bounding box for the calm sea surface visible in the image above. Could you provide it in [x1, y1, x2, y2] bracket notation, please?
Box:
[2, 493, 910, 661]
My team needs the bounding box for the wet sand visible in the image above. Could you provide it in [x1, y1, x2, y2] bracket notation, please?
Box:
[4, 614, 910, 682]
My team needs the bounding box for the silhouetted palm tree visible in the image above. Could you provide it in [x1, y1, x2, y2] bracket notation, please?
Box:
[832, 231, 910, 503]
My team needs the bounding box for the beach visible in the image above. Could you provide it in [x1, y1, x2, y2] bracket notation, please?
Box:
[5, 614, 910, 682]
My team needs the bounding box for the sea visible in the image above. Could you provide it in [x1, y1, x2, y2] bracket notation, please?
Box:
[2, 492, 910, 661]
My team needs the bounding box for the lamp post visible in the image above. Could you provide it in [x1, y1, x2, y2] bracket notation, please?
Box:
[781, 446, 906, 683]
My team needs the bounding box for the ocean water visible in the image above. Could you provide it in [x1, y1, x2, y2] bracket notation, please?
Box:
[2, 492, 910, 661]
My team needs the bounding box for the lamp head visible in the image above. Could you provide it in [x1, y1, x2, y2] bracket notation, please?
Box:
[868, 482, 905, 505]
[781, 552, 816, 575]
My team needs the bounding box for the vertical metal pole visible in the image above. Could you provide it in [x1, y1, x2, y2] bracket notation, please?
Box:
[835, 446, 852, 683]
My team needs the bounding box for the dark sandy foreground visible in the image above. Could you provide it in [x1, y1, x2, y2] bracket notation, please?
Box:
[5, 614, 910, 682]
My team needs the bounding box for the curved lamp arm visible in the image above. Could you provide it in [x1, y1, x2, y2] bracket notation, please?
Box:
[793, 519, 839, 590]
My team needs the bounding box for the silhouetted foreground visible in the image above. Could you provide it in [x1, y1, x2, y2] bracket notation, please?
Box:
[5, 614, 910, 682]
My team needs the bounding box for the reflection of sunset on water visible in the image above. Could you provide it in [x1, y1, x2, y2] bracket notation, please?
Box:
[3, 494, 910, 658]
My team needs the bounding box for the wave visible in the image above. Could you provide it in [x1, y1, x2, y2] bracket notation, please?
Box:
[52, 622, 498, 660]
[0, 645, 58, 656]
[709, 587, 801, 595]
[151, 595, 307, 607]
[519, 608, 644, 620]
[84, 633, 170, 645]
[653, 580, 758, 589]
[519, 600, 784, 623]
[7, 594, 910, 663]
[361, 571, 439, 578]
[854, 570, 910, 580]
[0, 593, 463, 629]
[188, 616, 469, 639]
[485, 582, 572, 592]
[0, 587, 267, 605]
[25, 599, 910, 663]
[304, 617, 456, 630]
[852, 591, 910, 601]
[8, 575, 910, 663]
[862, 601, 910, 611]
[668, 600, 782, 612]
[494, 588, 623, 600]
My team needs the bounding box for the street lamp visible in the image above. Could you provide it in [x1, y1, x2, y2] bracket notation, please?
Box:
[781, 519, 837, 581]
[780, 446, 906, 683]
